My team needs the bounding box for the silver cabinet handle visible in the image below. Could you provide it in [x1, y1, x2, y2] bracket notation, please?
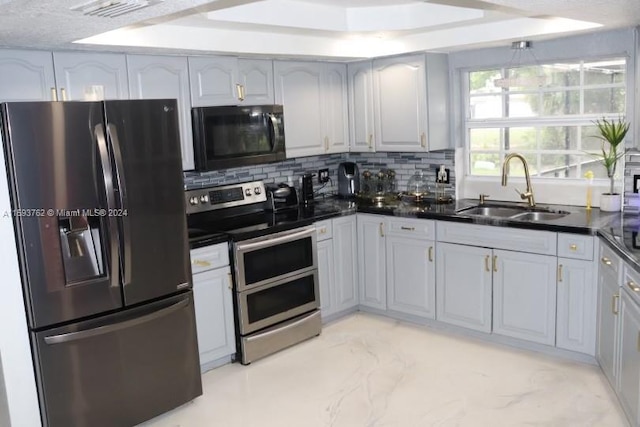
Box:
[628, 281, 640, 292]
[379, 222, 384, 237]
[493, 255, 498, 272]
[428, 246, 433, 262]
[400, 226, 415, 231]
[324, 136, 329, 151]
[368, 134, 373, 149]
[60, 87, 67, 101]
[50, 87, 58, 101]
[420, 132, 426, 148]
[227, 272, 233, 290]
[612, 294, 619, 315]
[236, 84, 244, 101]
[601, 257, 612, 266]
[192, 259, 211, 267]
[485, 255, 490, 272]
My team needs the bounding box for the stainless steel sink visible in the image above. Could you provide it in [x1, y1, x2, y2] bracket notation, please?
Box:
[509, 211, 570, 221]
[457, 204, 570, 221]
[456, 206, 524, 217]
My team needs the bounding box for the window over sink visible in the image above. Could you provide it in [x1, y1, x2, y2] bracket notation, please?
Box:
[465, 57, 627, 180]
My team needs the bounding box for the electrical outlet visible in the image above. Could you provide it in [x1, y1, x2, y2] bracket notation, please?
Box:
[435, 166, 450, 184]
[318, 168, 329, 184]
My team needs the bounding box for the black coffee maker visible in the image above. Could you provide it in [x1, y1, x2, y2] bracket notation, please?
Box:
[338, 162, 360, 198]
[300, 173, 314, 205]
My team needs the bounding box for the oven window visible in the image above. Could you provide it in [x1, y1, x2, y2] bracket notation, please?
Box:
[247, 275, 316, 324]
[244, 238, 314, 285]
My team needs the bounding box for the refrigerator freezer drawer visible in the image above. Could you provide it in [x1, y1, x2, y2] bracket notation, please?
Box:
[32, 292, 202, 427]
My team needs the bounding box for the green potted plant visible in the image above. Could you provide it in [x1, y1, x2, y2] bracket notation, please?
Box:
[592, 117, 630, 212]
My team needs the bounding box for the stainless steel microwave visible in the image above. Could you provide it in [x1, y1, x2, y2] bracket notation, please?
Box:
[191, 105, 285, 171]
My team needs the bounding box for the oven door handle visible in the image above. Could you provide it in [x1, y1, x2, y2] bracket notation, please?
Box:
[235, 227, 315, 253]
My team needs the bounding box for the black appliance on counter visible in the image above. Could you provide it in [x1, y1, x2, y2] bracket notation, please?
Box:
[338, 162, 360, 198]
[300, 173, 315, 205]
[185, 181, 341, 364]
[191, 104, 285, 171]
[0, 100, 201, 427]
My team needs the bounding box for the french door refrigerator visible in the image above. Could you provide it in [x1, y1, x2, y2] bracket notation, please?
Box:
[0, 100, 202, 427]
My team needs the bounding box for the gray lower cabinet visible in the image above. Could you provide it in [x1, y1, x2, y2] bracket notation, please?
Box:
[190, 244, 236, 372]
[317, 216, 358, 320]
[556, 257, 597, 355]
[357, 214, 387, 310]
[618, 288, 640, 425]
[385, 219, 436, 319]
[596, 241, 622, 388]
[127, 55, 194, 170]
[436, 242, 492, 332]
[493, 249, 557, 346]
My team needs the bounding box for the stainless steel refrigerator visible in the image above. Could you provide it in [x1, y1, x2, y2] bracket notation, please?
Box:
[0, 100, 202, 427]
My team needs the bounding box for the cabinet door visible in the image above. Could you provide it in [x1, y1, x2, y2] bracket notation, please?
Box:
[317, 239, 336, 319]
[618, 291, 640, 425]
[274, 61, 324, 158]
[127, 55, 194, 171]
[386, 236, 435, 318]
[556, 258, 596, 355]
[333, 216, 359, 312]
[436, 243, 492, 332]
[52, 52, 128, 100]
[493, 249, 557, 345]
[357, 214, 386, 310]
[192, 267, 236, 370]
[347, 60, 375, 152]
[238, 59, 274, 104]
[188, 56, 239, 107]
[424, 53, 450, 151]
[322, 63, 349, 154]
[597, 266, 620, 388]
[373, 54, 427, 152]
[0, 49, 56, 102]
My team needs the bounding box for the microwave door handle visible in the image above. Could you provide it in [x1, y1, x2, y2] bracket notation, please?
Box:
[267, 113, 280, 152]
[94, 124, 120, 288]
[106, 124, 131, 287]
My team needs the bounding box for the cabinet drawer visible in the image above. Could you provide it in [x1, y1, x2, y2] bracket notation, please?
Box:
[436, 222, 556, 255]
[598, 240, 622, 280]
[386, 218, 435, 240]
[623, 265, 640, 306]
[558, 233, 594, 260]
[315, 220, 333, 241]
[190, 243, 229, 274]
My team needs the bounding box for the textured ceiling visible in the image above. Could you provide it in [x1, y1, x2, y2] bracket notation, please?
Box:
[0, 0, 637, 55]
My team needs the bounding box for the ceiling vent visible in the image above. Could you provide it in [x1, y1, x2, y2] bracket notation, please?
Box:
[71, 0, 164, 18]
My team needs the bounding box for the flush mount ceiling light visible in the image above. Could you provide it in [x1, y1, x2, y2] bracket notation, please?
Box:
[70, 0, 164, 18]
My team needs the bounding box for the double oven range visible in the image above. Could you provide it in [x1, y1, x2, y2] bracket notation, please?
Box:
[186, 181, 335, 364]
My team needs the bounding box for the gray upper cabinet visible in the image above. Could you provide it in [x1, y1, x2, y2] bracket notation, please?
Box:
[52, 52, 129, 101]
[370, 53, 449, 152]
[347, 61, 375, 152]
[274, 60, 348, 158]
[189, 56, 274, 106]
[238, 59, 274, 104]
[127, 55, 194, 170]
[0, 49, 56, 102]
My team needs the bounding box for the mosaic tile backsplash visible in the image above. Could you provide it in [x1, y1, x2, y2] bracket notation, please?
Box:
[183, 150, 456, 197]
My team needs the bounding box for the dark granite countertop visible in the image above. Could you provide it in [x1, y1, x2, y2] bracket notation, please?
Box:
[311, 194, 640, 273]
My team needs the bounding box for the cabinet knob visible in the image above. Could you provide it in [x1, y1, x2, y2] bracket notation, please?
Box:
[569, 244, 578, 251]
[601, 257, 612, 266]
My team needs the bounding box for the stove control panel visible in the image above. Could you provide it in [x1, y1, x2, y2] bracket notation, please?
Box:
[185, 181, 267, 214]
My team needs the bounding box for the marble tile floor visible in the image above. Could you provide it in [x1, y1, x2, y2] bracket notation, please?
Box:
[141, 313, 628, 427]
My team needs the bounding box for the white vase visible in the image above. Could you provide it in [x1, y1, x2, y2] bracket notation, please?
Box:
[600, 193, 621, 212]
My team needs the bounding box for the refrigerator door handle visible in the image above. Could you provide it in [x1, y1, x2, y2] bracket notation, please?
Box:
[95, 124, 120, 289]
[106, 123, 131, 287]
[44, 298, 190, 345]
